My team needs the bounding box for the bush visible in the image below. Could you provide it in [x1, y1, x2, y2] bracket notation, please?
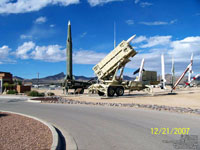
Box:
[38, 92, 45, 97]
[7, 90, 18, 94]
[47, 92, 55, 96]
[27, 90, 45, 97]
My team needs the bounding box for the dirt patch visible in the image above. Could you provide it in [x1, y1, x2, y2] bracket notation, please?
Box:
[31, 97, 59, 102]
[0, 112, 52, 150]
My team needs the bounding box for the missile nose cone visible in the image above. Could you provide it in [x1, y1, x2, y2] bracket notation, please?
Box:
[68, 20, 71, 26]
[127, 34, 136, 44]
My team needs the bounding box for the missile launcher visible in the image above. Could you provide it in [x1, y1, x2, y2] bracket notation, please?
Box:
[88, 35, 159, 97]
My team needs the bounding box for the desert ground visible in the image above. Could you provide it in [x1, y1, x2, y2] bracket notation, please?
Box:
[34, 86, 200, 109]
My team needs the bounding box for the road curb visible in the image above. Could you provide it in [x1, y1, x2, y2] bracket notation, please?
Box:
[0, 110, 59, 150]
[27, 99, 41, 103]
[52, 124, 78, 150]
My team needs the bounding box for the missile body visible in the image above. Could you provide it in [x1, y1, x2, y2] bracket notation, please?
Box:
[161, 54, 166, 89]
[127, 34, 136, 44]
[67, 21, 73, 80]
[172, 63, 192, 91]
[138, 58, 145, 81]
[171, 57, 175, 87]
[185, 74, 200, 86]
[188, 53, 193, 83]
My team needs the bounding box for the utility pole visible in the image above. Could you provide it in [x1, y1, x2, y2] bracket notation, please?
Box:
[37, 72, 39, 88]
[114, 21, 116, 48]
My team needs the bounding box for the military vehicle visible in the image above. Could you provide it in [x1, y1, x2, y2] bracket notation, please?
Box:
[88, 35, 159, 97]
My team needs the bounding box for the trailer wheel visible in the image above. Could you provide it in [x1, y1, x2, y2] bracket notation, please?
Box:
[107, 87, 115, 97]
[98, 91, 105, 96]
[80, 88, 84, 94]
[116, 87, 124, 96]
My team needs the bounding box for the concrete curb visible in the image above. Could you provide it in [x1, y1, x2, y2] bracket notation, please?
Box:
[52, 125, 78, 150]
[0, 110, 59, 150]
[0, 95, 28, 100]
[27, 99, 41, 103]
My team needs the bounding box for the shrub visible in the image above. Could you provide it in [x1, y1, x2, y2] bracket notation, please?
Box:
[47, 92, 55, 96]
[38, 92, 45, 97]
[7, 90, 18, 94]
[27, 90, 45, 97]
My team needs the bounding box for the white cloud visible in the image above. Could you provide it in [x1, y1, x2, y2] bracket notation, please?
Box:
[140, 20, 177, 26]
[0, 0, 80, 14]
[128, 36, 200, 75]
[14, 41, 106, 64]
[20, 25, 57, 40]
[35, 16, 47, 24]
[80, 32, 87, 38]
[140, 21, 168, 26]
[126, 20, 134, 25]
[31, 45, 65, 62]
[134, 0, 140, 4]
[0, 0, 122, 14]
[170, 19, 177, 24]
[73, 50, 106, 64]
[87, 0, 122, 6]
[140, 2, 152, 7]
[0, 45, 15, 64]
[50, 24, 55, 28]
[16, 41, 35, 59]
[0, 45, 10, 58]
[9, 35, 200, 76]
[132, 36, 147, 43]
[140, 35, 172, 48]
[20, 34, 32, 39]
[170, 36, 200, 62]
[195, 13, 200, 16]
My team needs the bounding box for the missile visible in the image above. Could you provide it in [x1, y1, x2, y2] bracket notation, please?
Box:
[171, 57, 175, 87]
[161, 54, 166, 89]
[127, 34, 136, 44]
[138, 58, 145, 81]
[172, 62, 192, 91]
[188, 53, 193, 83]
[66, 20, 73, 80]
[185, 73, 200, 86]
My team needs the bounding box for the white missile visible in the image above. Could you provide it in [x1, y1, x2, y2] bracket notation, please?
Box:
[172, 62, 192, 91]
[138, 58, 145, 81]
[161, 54, 166, 89]
[185, 73, 200, 86]
[127, 34, 136, 44]
[188, 53, 193, 83]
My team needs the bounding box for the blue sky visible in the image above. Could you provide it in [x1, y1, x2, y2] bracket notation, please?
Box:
[0, 0, 200, 78]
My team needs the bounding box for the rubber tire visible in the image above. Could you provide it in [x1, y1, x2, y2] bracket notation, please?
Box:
[98, 91, 105, 96]
[107, 87, 115, 97]
[80, 88, 84, 94]
[116, 87, 124, 96]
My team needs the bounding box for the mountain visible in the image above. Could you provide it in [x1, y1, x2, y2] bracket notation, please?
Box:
[123, 75, 134, 80]
[13, 76, 24, 81]
[40, 72, 65, 80]
[13, 72, 196, 85]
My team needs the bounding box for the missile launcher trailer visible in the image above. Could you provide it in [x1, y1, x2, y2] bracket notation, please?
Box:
[64, 77, 93, 94]
[64, 21, 93, 94]
[88, 35, 159, 97]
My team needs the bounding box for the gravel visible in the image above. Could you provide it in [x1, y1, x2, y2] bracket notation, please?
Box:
[35, 96, 200, 115]
[0, 112, 52, 150]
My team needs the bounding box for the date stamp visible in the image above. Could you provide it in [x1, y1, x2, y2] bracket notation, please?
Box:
[151, 128, 190, 135]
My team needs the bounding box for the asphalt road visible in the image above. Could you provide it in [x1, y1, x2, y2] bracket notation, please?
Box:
[0, 96, 200, 150]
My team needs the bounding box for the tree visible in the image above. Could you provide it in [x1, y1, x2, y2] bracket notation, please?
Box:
[3, 83, 9, 92]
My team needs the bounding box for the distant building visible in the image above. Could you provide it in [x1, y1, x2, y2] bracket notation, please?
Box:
[0, 72, 31, 94]
[16, 85, 31, 93]
[0, 72, 13, 93]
